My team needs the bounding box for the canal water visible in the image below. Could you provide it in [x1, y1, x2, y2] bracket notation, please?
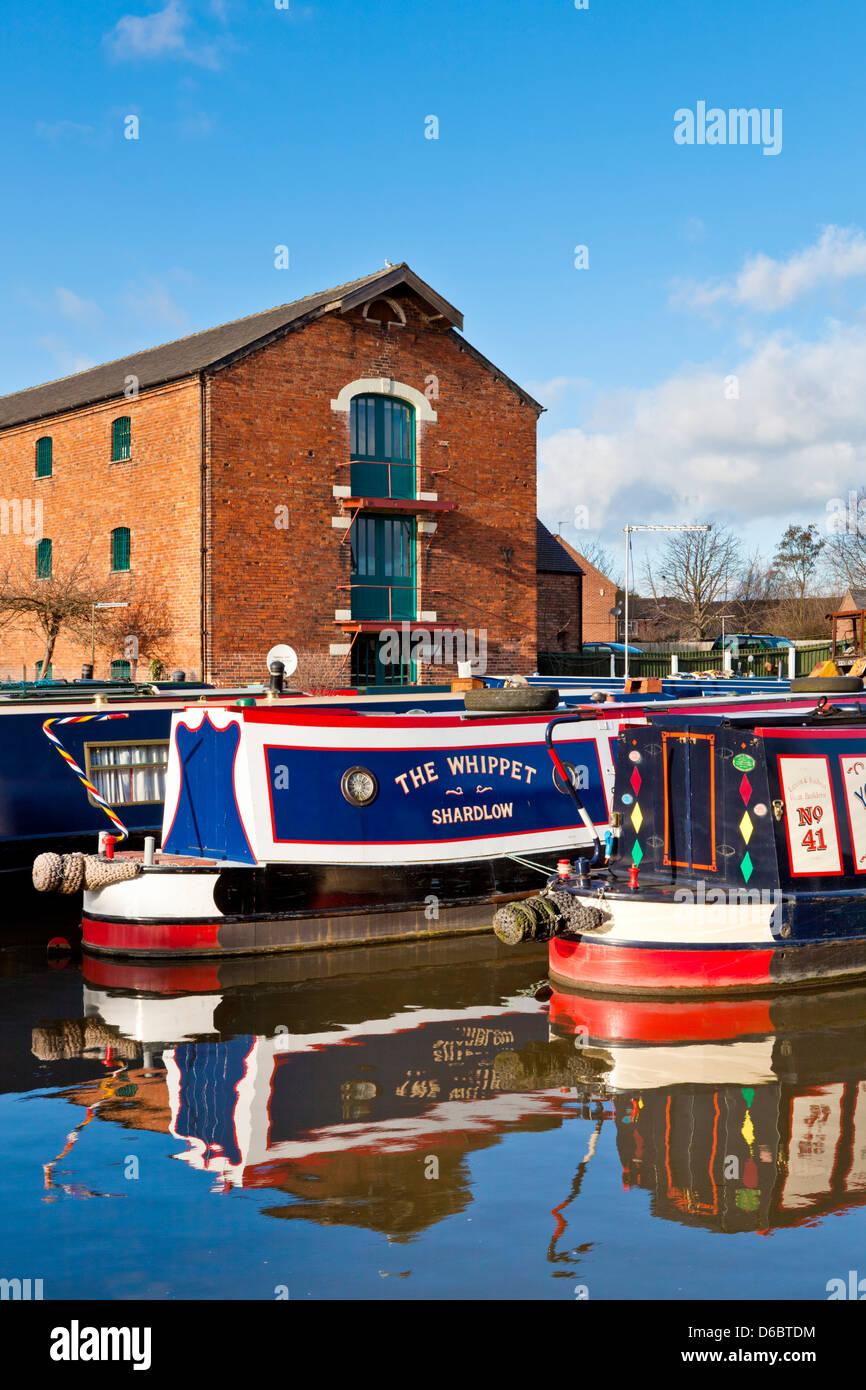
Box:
[3, 903, 866, 1302]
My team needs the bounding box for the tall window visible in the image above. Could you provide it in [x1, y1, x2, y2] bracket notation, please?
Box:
[111, 527, 131, 571]
[36, 537, 52, 579]
[112, 416, 131, 461]
[349, 395, 414, 498]
[351, 634, 413, 688]
[35, 437, 53, 478]
[350, 515, 414, 620]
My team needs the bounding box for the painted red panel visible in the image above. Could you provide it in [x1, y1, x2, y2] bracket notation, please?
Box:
[548, 937, 774, 993]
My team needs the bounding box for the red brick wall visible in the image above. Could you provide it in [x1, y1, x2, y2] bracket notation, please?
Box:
[0, 380, 202, 679]
[577, 554, 617, 642]
[547, 536, 617, 644]
[537, 572, 582, 650]
[205, 294, 539, 685]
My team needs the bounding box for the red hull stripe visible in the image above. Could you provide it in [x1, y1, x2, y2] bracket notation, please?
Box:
[82, 916, 222, 955]
[548, 988, 773, 1042]
[82, 955, 223, 993]
[549, 936, 775, 992]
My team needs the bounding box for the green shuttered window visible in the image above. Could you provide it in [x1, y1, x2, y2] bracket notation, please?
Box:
[36, 537, 52, 579]
[111, 416, 131, 461]
[35, 437, 53, 477]
[111, 527, 131, 572]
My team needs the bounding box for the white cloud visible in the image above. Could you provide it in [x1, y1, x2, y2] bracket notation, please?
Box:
[524, 375, 592, 407]
[540, 323, 866, 536]
[55, 288, 103, 326]
[105, 2, 220, 68]
[36, 336, 96, 377]
[676, 225, 866, 314]
[35, 121, 95, 141]
[118, 279, 189, 328]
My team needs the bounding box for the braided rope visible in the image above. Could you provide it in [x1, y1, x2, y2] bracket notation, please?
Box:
[42, 713, 131, 840]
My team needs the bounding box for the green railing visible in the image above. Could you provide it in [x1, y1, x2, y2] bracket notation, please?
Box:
[538, 646, 830, 679]
[794, 643, 831, 676]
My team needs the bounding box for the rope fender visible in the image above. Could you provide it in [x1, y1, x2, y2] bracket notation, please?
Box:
[32, 852, 141, 894]
[493, 890, 610, 945]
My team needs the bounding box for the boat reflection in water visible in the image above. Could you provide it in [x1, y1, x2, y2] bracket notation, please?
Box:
[549, 987, 866, 1238]
[35, 926, 866, 1251]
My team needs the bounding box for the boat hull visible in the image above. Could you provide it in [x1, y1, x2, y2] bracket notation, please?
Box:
[81, 852, 561, 957]
[548, 889, 866, 995]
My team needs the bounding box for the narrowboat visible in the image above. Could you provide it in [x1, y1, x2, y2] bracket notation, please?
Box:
[42, 683, 866, 958]
[494, 700, 866, 994]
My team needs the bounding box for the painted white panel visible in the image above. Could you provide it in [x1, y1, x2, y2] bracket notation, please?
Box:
[840, 754, 866, 872]
[779, 755, 842, 876]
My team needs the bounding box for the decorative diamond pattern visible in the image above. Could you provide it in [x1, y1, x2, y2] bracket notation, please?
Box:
[630, 767, 642, 794]
[739, 811, 754, 844]
[631, 840, 644, 866]
[739, 774, 752, 804]
[741, 851, 753, 883]
[630, 802, 643, 832]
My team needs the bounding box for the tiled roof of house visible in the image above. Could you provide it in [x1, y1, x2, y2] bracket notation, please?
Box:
[0, 264, 474, 429]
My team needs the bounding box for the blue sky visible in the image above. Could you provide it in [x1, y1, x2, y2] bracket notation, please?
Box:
[2, 0, 866, 578]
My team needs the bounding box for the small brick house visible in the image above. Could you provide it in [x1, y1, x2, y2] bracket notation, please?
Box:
[535, 522, 618, 650]
[0, 265, 543, 686]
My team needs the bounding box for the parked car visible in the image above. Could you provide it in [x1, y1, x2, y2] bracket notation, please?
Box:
[710, 633, 793, 651]
[580, 642, 645, 655]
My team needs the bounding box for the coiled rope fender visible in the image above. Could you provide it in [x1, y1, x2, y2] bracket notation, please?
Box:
[493, 890, 610, 945]
[32, 852, 141, 893]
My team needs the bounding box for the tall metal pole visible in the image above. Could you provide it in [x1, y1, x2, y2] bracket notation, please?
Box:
[624, 526, 631, 680]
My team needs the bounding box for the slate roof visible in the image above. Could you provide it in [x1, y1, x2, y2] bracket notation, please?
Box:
[537, 519, 584, 574]
[0, 264, 471, 430]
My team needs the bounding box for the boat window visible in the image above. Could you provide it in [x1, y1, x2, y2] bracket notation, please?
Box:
[85, 741, 169, 805]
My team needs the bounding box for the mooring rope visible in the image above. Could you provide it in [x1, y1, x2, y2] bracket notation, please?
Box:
[505, 853, 555, 876]
[42, 713, 131, 841]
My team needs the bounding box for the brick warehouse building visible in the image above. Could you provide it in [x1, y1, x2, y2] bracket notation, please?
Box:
[0, 265, 543, 686]
[536, 521, 618, 650]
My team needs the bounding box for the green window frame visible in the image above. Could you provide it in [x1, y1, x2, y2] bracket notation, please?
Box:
[111, 526, 131, 572]
[351, 633, 414, 688]
[111, 416, 131, 462]
[36, 537, 52, 579]
[35, 437, 53, 478]
[350, 514, 415, 620]
[110, 659, 132, 680]
[350, 395, 415, 499]
[35, 660, 53, 680]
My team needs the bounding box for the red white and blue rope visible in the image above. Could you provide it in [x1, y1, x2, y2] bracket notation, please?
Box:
[42, 714, 131, 840]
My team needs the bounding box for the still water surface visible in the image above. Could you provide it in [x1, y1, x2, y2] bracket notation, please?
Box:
[3, 917, 866, 1301]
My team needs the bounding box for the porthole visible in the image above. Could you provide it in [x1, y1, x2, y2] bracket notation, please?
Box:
[552, 760, 580, 795]
[341, 766, 379, 806]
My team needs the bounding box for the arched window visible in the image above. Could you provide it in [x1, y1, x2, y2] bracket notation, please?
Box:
[111, 526, 131, 572]
[111, 416, 131, 461]
[349, 395, 415, 498]
[110, 659, 132, 681]
[35, 437, 53, 478]
[36, 537, 52, 579]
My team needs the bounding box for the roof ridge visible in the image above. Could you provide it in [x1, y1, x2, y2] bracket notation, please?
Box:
[0, 264, 405, 405]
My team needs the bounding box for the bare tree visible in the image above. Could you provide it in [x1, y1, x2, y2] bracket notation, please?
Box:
[96, 580, 175, 676]
[574, 536, 622, 586]
[772, 524, 825, 627]
[643, 524, 741, 640]
[730, 550, 778, 631]
[0, 551, 112, 678]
